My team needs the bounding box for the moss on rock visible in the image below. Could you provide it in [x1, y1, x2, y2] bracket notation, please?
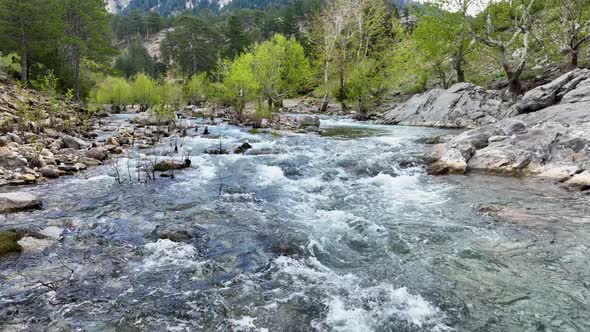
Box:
[0, 230, 24, 256]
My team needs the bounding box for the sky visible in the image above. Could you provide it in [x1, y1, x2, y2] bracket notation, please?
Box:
[417, 0, 490, 15]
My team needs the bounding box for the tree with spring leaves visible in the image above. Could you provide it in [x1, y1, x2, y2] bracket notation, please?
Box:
[251, 34, 312, 109]
[413, 0, 476, 87]
[553, 0, 590, 68]
[476, 0, 541, 95]
[218, 53, 259, 118]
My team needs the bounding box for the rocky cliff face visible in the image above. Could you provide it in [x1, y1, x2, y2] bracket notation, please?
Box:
[428, 70, 590, 191]
[380, 83, 517, 129]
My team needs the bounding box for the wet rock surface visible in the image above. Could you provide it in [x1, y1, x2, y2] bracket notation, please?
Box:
[381, 83, 517, 128]
[428, 70, 590, 190]
[0, 192, 42, 213]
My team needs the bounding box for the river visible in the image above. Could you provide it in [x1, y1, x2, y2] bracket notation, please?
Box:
[1, 116, 589, 331]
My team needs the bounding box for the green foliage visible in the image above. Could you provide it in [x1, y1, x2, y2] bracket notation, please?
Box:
[92, 76, 132, 105]
[219, 53, 259, 114]
[412, 3, 472, 87]
[161, 15, 223, 77]
[226, 15, 252, 58]
[0, 0, 64, 82]
[0, 52, 20, 76]
[159, 81, 184, 109]
[251, 34, 313, 107]
[115, 40, 155, 78]
[345, 59, 382, 113]
[184, 73, 210, 105]
[0, 230, 23, 256]
[130, 73, 161, 110]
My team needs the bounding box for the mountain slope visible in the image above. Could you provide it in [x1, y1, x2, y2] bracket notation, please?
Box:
[107, 0, 415, 16]
[106, 0, 286, 15]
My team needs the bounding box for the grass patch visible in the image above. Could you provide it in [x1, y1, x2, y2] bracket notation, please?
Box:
[271, 131, 282, 137]
[0, 230, 24, 256]
[248, 128, 260, 134]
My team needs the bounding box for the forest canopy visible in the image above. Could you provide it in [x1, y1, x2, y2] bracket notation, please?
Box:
[0, 0, 589, 117]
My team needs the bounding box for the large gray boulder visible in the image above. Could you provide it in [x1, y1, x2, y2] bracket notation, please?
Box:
[381, 83, 517, 128]
[0, 192, 42, 213]
[61, 134, 90, 150]
[297, 115, 320, 128]
[517, 68, 590, 114]
[428, 102, 590, 187]
[85, 147, 109, 161]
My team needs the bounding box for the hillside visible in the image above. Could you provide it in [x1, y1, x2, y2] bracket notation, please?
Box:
[107, 0, 289, 15]
[106, 0, 415, 15]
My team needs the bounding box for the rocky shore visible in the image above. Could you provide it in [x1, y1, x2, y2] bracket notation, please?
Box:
[425, 69, 590, 191]
[380, 83, 517, 128]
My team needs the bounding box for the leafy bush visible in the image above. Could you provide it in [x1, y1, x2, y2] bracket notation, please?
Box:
[91, 76, 132, 106]
[184, 73, 209, 106]
[0, 52, 20, 77]
[130, 73, 161, 111]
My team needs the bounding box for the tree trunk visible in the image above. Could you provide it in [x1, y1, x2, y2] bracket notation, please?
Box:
[506, 71, 523, 95]
[192, 55, 198, 76]
[73, 49, 81, 100]
[319, 60, 329, 113]
[570, 48, 579, 69]
[320, 93, 329, 113]
[20, 51, 28, 83]
[456, 60, 465, 83]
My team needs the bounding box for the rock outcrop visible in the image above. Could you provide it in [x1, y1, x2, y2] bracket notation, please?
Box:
[0, 192, 42, 213]
[428, 70, 590, 190]
[381, 83, 517, 128]
[517, 68, 590, 114]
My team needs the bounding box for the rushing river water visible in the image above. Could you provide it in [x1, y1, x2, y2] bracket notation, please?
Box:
[1, 116, 590, 332]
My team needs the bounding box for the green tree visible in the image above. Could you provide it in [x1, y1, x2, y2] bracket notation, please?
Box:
[92, 76, 132, 109]
[146, 11, 162, 38]
[251, 34, 312, 109]
[162, 15, 222, 76]
[475, 0, 541, 94]
[221, 53, 259, 117]
[413, 1, 474, 87]
[62, 0, 115, 100]
[551, 0, 590, 68]
[0, 0, 63, 83]
[115, 40, 154, 78]
[184, 73, 210, 106]
[226, 15, 251, 58]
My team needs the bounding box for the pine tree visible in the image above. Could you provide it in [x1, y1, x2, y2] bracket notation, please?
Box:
[0, 0, 63, 83]
[61, 0, 114, 99]
[226, 15, 251, 58]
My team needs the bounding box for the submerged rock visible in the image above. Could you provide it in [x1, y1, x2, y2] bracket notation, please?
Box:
[381, 83, 517, 128]
[564, 171, 590, 191]
[0, 227, 58, 256]
[234, 142, 253, 154]
[153, 159, 191, 172]
[0, 192, 42, 213]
